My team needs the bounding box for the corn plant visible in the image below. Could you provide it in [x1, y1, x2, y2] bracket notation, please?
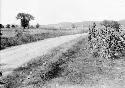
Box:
[88, 21, 125, 59]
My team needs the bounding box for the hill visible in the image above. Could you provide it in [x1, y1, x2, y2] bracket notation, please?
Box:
[119, 19, 125, 27]
[46, 20, 125, 29]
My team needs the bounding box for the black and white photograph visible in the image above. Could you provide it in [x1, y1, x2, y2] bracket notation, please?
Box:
[0, 0, 125, 88]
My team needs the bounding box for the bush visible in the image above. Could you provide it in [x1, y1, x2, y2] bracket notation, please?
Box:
[88, 21, 125, 59]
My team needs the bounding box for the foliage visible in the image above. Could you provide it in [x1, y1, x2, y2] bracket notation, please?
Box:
[0, 24, 4, 28]
[16, 13, 34, 29]
[6, 24, 10, 28]
[101, 20, 121, 29]
[36, 23, 40, 28]
[11, 25, 16, 28]
[88, 21, 125, 59]
[0, 24, 3, 35]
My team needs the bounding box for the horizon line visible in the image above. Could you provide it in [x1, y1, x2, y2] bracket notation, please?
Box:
[1, 18, 125, 25]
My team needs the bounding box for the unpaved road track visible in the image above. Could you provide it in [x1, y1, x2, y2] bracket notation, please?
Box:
[0, 33, 87, 74]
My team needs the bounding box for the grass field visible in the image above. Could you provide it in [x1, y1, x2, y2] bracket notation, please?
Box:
[1, 28, 87, 38]
[1, 28, 87, 50]
[1, 35, 125, 88]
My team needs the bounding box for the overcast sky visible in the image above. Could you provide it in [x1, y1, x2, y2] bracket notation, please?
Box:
[1, 0, 125, 25]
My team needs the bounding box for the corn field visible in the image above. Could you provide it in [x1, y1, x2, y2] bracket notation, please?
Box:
[88, 21, 125, 59]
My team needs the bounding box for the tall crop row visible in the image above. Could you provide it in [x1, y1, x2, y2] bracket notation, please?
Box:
[88, 21, 125, 59]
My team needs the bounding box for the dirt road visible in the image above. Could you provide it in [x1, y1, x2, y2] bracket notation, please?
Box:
[0, 33, 87, 74]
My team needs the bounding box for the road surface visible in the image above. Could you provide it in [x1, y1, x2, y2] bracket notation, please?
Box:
[0, 33, 87, 75]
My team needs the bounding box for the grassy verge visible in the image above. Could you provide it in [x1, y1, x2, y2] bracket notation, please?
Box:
[1, 35, 125, 88]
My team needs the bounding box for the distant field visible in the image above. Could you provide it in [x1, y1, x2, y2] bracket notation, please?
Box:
[0, 28, 88, 50]
[1, 28, 88, 37]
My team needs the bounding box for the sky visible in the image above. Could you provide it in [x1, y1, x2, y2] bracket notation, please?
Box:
[1, 0, 125, 25]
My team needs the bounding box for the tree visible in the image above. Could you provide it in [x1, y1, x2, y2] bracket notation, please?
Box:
[16, 13, 34, 29]
[36, 23, 40, 28]
[6, 24, 10, 28]
[0, 24, 3, 36]
[11, 25, 16, 28]
[0, 24, 4, 28]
